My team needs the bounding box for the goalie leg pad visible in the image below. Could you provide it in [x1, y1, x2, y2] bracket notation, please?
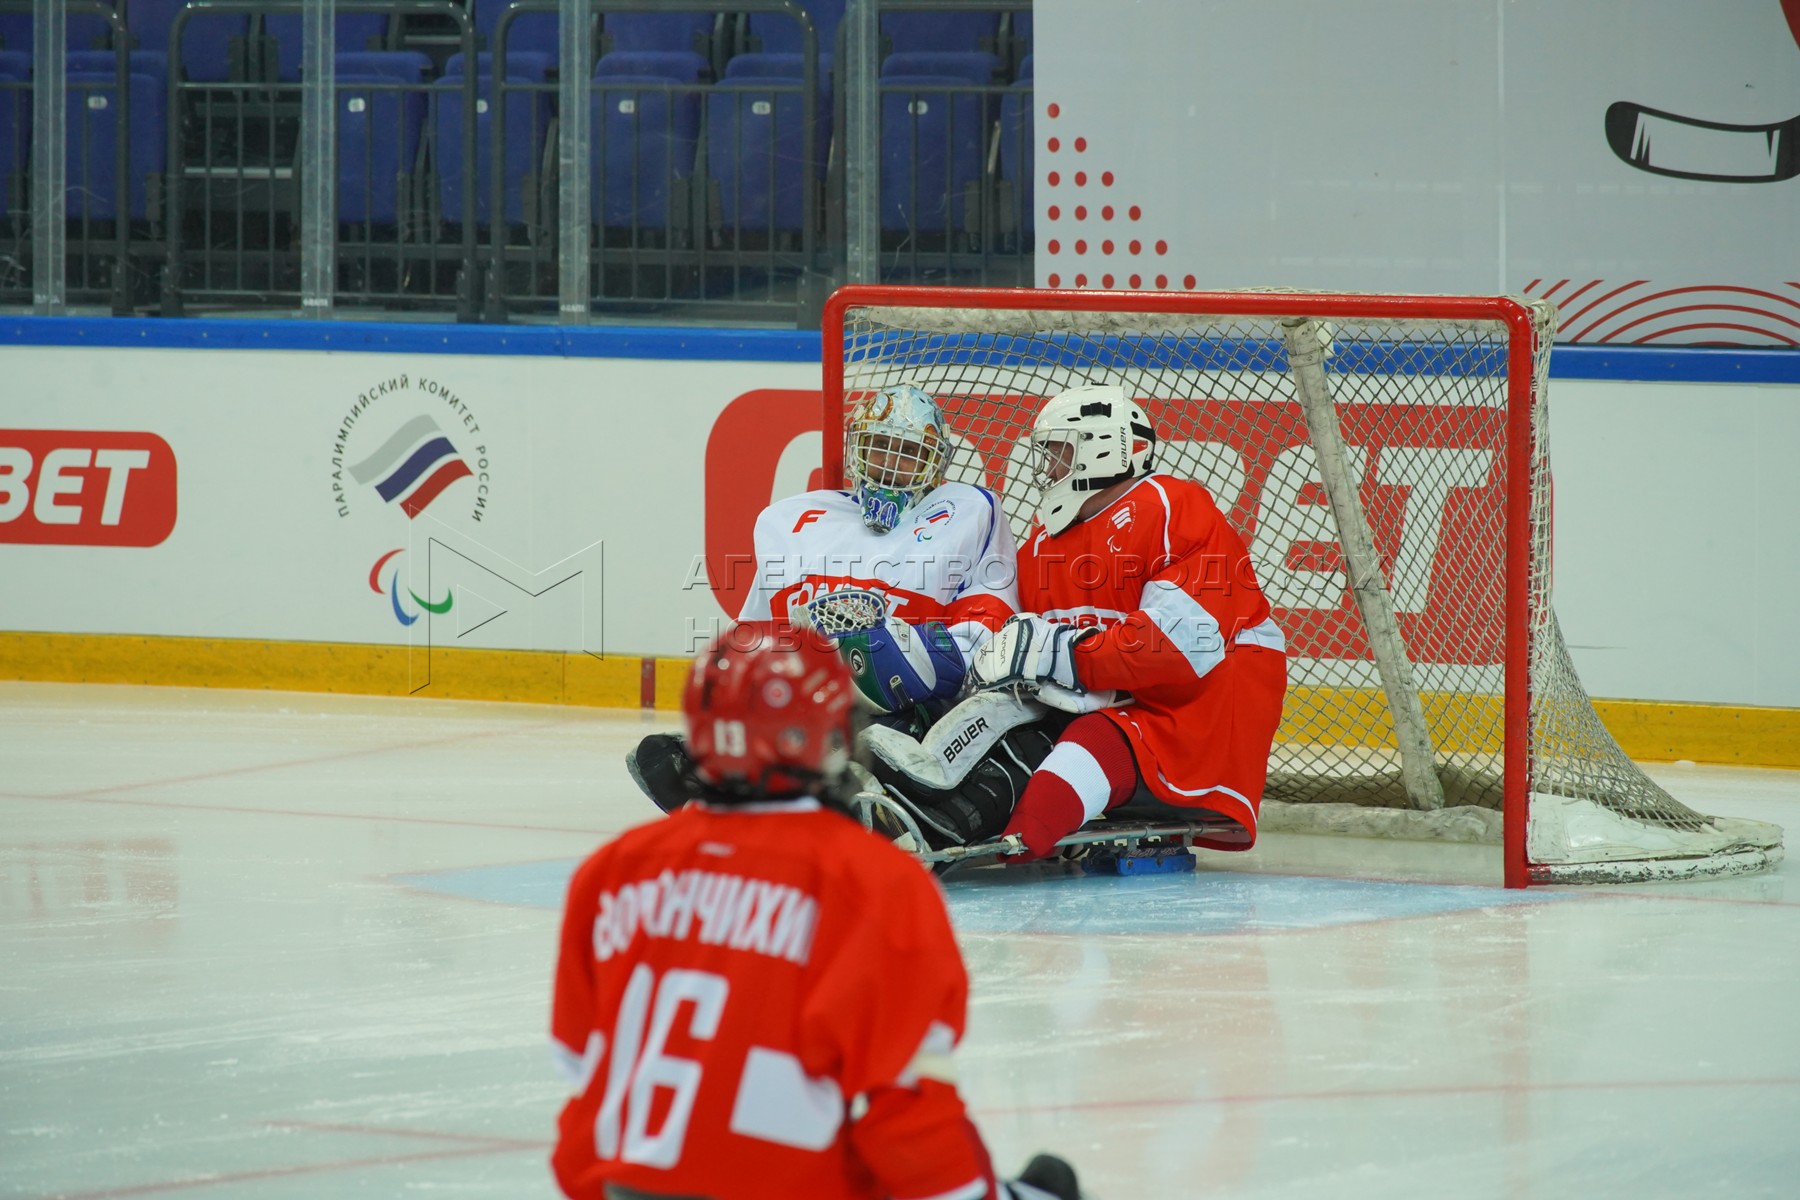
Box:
[626, 733, 701, 815]
[862, 689, 1045, 792]
[864, 714, 1068, 849]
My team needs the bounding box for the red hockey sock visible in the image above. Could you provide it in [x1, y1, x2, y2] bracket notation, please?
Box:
[1002, 715, 1138, 861]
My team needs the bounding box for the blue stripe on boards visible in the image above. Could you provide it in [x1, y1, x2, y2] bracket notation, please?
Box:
[0, 316, 1793, 382]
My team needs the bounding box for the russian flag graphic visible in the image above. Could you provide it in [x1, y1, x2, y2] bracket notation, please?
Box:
[348, 416, 474, 519]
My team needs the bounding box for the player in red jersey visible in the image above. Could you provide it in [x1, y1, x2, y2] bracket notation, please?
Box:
[552, 620, 1081, 1200]
[967, 385, 1288, 859]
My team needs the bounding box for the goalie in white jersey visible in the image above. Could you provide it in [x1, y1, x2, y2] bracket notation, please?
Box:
[629, 384, 1040, 845]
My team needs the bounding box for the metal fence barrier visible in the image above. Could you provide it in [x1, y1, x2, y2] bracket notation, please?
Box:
[0, 0, 1032, 327]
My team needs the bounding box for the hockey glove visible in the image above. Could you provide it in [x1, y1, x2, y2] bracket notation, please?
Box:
[972, 614, 1096, 695]
[832, 615, 968, 713]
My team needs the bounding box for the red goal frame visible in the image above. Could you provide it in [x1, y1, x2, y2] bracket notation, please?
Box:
[822, 285, 1544, 887]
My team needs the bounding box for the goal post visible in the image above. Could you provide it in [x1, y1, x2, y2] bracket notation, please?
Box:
[821, 285, 1784, 888]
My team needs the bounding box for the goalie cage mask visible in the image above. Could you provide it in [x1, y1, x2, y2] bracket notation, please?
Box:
[845, 383, 952, 533]
[682, 620, 857, 800]
[1029, 384, 1157, 535]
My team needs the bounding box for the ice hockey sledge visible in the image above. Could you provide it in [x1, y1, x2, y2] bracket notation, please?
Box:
[850, 789, 1210, 877]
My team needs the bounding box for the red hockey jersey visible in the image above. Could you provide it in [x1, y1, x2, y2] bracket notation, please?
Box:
[1019, 475, 1288, 848]
[551, 799, 1001, 1200]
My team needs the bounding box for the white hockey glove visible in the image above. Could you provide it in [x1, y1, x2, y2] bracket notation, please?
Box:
[971, 614, 1097, 695]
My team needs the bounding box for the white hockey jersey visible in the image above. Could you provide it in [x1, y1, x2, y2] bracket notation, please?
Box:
[737, 483, 1019, 650]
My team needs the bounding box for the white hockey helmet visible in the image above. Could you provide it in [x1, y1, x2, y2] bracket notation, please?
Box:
[845, 383, 951, 533]
[1028, 384, 1156, 535]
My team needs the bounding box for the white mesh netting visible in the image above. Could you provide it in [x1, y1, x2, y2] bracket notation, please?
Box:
[832, 290, 1782, 884]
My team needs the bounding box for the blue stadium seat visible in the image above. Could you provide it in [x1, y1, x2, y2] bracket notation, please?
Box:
[746, 0, 844, 59]
[434, 52, 553, 227]
[66, 49, 167, 79]
[707, 54, 827, 237]
[336, 52, 431, 226]
[127, 0, 248, 83]
[999, 54, 1032, 234]
[264, 12, 392, 83]
[0, 55, 26, 221]
[0, 14, 113, 54]
[882, 11, 999, 55]
[603, 13, 714, 57]
[64, 68, 167, 221]
[590, 52, 704, 231]
[879, 70, 985, 234]
[470, 0, 560, 60]
[882, 51, 997, 85]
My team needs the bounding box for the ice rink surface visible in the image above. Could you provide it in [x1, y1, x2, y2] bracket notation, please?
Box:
[3, 681, 1796, 1199]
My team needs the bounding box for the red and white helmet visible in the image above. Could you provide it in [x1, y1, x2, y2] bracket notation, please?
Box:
[1028, 384, 1157, 534]
[682, 620, 857, 798]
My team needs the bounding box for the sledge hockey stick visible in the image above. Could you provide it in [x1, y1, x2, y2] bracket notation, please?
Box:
[1605, 101, 1800, 183]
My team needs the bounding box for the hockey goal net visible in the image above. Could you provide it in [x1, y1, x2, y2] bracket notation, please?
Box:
[822, 286, 1783, 887]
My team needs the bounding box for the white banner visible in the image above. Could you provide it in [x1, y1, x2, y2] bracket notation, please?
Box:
[1035, 0, 1800, 344]
[1, 347, 820, 659]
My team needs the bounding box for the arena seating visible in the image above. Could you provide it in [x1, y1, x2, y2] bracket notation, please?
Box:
[434, 51, 553, 229]
[591, 50, 704, 232]
[335, 50, 431, 227]
[64, 64, 165, 222]
[263, 12, 394, 82]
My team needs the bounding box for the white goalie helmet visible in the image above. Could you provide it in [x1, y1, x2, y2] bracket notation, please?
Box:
[1028, 384, 1157, 535]
[845, 383, 952, 533]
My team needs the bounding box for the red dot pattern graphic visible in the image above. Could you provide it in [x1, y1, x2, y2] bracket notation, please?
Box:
[1038, 103, 1192, 292]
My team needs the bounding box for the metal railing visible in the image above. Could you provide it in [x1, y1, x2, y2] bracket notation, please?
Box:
[0, 0, 1033, 326]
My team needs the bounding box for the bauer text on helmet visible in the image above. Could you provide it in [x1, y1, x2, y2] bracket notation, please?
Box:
[1028, 384, 1157, 535]
[846, 384, 951, 533]
[681, 620, 857, 798]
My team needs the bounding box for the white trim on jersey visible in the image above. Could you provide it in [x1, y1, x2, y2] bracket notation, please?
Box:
[1142, 474, 1174, 566]
[895, 1019, 959, 1088]
[549, 1029, 605, 1092]
[728, 1046, 847, 1151]
[1149, 771, 1258, 832]
[692, 797, 823, 815]
[1235, 616, 1288, 652]
[1139, 578, 1227, 680]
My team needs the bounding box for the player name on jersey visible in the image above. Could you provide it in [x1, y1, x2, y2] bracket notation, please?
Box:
[592, 867, 820, 966]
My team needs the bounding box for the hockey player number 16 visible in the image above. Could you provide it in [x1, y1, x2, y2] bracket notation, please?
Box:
[597, 964, 729, 1168]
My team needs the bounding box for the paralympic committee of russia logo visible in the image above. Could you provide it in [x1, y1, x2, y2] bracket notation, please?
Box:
[329, 374, 492, 524]
[328, 373, 497, 628]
